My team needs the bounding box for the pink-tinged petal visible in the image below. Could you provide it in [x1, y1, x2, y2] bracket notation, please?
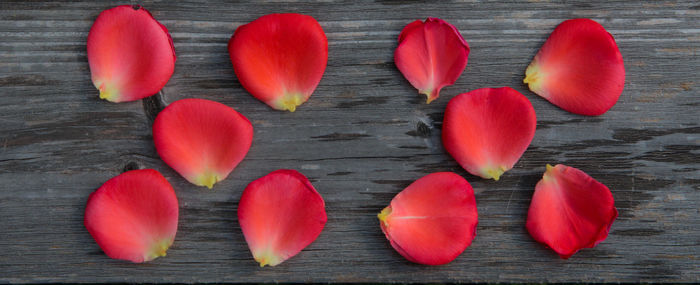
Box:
[395, 18, 469, 103]
[153, 98, 253, 189]
[84, 169, 179, 263]
[238, 169, 327, 267]
[87, 5, 175, 103]
[378, 172, 478, 265]
[228, 13, 328, 112]
[442, 87, 537, 180]
[524, 18, 625, 116]
[526, 164, 618, 258]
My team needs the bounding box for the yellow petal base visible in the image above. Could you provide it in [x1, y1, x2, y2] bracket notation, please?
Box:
[481, 165, 508, 181]
[542, 164, 556, 182]
[377, 206, 392, 227]
[194, 172, 220, 189]
[254, 248, 283, 267]
[419, 89, 438, 104]
[97, 82, 120, 102]
[144, 239, 172, 262]
[272, 93, 306, 112]
[523, 62, 544, 95]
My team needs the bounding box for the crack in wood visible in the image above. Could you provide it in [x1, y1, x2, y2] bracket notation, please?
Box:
[311, 132, 371, 141]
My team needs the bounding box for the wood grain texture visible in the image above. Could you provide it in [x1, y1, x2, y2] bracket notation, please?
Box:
[0, 0, 698, 283]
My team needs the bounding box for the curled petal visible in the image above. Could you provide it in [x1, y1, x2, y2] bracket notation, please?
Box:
[524, 18, 625, 116]
[87, 5, 175, 102]
[442, 87, 537, 180]
[238, 170, 327, 267]
[228, 13, 328, 112]
[378, 172, 478, 265]
[153, 98, 253, 189]
[395, 18, 469, 103]
[526, 164, 618, 258]
[84, 169, 179, 263]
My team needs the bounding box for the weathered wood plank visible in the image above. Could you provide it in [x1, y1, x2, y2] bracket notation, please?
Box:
[0, 0, 698, 283]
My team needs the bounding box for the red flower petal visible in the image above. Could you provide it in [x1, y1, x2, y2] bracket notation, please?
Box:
[442, 87, 536, 180]
[153, 98, 253, 189]
[87, 5, 175, 103]
[394, 18, 469, 103]
[238, 170, 327, 267]
[228, 13, 328, 112]
[378, 172, 478, 265]
[84, 169, 179, 263]
[526, 164, 618, 258]
[524, 18, 625, 116]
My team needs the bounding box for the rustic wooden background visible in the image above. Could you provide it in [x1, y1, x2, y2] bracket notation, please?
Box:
[0, 0, 698, 283]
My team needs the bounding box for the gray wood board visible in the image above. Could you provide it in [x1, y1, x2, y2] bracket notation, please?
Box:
[0, 0, 698, 283]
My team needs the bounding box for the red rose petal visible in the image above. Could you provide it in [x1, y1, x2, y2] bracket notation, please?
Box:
[524, 18, 625, 116]
[378, 172, 478, 265]
[84, 169, 179, 263]
[442, 87, 536, 180]
[228, 13, 328, 112]
[238, 170, 327, 267]
[526, 164, 618, 258]
[87, 5, 175, 103]
[153, 98, 253, 189]
[394, 18, 469, 103]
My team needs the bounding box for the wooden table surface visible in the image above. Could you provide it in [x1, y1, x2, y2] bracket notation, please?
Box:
[1, 0, 698, 283]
